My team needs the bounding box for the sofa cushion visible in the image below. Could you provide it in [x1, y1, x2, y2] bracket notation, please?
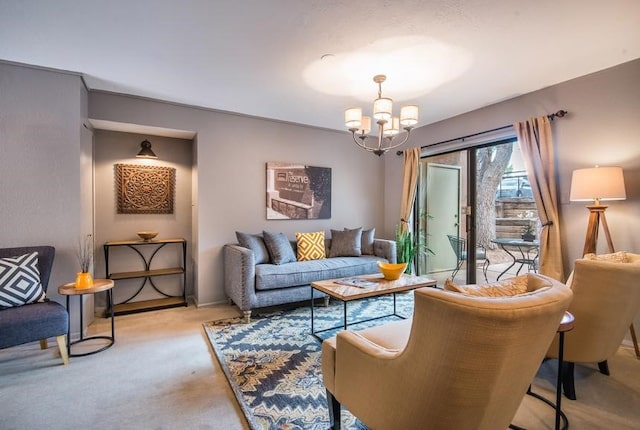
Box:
[236, 232, 270, 264]
[295, 231, 326, 261]
[0, 252, 46, 309]
[263, 231, 296, 265]
[329, 228, 362, 257]
[255, 255, 386, 291]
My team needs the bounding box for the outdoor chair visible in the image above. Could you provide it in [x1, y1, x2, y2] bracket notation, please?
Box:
[0, 246, 69, 365]
[447, 234, 490, 281]
[322, 275, 572, 430]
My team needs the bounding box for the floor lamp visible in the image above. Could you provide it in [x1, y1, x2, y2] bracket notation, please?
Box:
[570, 166, 639, 359]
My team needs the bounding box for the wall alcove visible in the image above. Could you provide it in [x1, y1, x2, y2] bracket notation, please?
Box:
[92, 126, 196, 312]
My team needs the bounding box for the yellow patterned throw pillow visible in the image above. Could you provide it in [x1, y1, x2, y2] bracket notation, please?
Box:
[295, 231, 326, 261]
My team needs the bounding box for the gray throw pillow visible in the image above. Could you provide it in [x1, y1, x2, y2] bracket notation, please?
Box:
[361, 227, 376, 255]
[262, 231, 296, 265]
[330, 228, 362, 257]
[235, 232, 270, 264]
[345, 226, 375, 255]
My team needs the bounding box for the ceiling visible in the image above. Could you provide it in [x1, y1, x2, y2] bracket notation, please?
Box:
[1, 0, 639, 132]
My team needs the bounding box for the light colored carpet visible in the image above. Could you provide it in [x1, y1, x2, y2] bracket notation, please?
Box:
[1, 303, 639, 429]
[0, 304, 249, 430]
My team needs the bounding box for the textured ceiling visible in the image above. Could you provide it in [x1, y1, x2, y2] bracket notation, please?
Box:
[1, 0, 639, 131]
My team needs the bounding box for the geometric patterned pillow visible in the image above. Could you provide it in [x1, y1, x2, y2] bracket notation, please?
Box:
[0, 252, 46, 309]
[295, 231, 326, 261]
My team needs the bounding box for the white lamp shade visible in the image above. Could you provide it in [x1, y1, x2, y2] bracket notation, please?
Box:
[570, 166, 626, 202]
[373, 97, 392, 120]
[345, 108, 362, 128]
[400, 105, 419, 126]
[358, 116, 372, 134]
[383, 117, 400, 136]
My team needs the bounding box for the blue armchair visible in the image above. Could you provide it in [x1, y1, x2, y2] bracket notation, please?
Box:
[0, 246, 69, 365]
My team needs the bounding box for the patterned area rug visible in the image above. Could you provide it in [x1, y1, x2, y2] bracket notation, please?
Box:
[204, 293, 414, 430]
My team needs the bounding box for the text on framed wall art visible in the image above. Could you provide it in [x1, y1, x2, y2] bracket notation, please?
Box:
[266, 162, 331, 220]
[115, 164, 175, 214]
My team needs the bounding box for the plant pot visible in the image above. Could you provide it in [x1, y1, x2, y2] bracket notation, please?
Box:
[75, 272, 94, 289]
[521, 233, 535, 242]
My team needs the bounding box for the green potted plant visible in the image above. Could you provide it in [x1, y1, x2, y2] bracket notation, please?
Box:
[395, 221, 434, 275]
[521, 223, 536, 242]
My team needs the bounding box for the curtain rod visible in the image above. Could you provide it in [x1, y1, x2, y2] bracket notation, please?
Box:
[396, 109, 567, 156]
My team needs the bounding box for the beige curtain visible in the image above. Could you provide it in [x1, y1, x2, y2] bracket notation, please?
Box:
[400, 147, 421, 233]
[514, 116, 565, 281]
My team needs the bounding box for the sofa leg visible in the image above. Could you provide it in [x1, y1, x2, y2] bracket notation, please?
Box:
[326, 389, 341, 430]
[324, 296, 330, 307]
[56, 335, 69, 365]
[39, 339, 48, 349]
[243, 310, 251, 324]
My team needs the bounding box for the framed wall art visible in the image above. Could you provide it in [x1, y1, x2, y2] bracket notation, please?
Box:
[115, 164, 175, 214]
[266, 162, 331, 220]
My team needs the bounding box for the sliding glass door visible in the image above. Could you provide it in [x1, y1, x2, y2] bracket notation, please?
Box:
[415, 138, 535, 285]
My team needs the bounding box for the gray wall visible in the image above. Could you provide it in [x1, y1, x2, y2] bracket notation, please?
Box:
[88, 93, 387, 305]
[93, 130, 194, 306]
[0, 61, 92, 333]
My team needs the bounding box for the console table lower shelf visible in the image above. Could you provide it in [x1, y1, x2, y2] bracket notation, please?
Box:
[107, 296, 187, 317]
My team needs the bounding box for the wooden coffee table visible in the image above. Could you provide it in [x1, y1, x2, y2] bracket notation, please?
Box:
[310, 273, 436, 341]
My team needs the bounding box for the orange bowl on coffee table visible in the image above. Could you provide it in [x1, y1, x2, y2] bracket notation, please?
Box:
[378, 262, 408, 280]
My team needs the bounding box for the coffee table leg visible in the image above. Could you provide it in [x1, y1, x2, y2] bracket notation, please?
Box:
[310, 287, 315, 335]
[393, 293, 397, 315]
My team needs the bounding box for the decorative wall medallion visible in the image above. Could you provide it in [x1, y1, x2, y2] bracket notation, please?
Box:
[115, 164, 175, 214]
[266, 162, 331, 219]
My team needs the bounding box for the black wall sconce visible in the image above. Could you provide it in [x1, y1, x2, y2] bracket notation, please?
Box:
[136, 139, 158, 159]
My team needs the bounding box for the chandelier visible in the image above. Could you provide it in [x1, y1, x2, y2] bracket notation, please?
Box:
[344, 75, 419, 156]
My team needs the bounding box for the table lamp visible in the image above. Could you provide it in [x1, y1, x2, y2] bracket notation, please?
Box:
[569, 166, 626, 255]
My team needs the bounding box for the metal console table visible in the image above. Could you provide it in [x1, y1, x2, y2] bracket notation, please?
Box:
[104, 238, 187, 316]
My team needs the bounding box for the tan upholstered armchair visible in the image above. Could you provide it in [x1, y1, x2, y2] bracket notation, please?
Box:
[322, 274, 572, 430]
[547, 252, 640, 400]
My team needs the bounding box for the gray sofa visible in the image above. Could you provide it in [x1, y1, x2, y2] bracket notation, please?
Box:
[224, 237, 396, 322]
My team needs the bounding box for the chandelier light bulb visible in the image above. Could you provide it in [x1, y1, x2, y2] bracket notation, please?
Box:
[400, 105, 419, 126]
[358, 116, 372, 134]
[345, 107, 362, 128]
[383, 117, 400, 136]
[373, 97, 393, 121]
